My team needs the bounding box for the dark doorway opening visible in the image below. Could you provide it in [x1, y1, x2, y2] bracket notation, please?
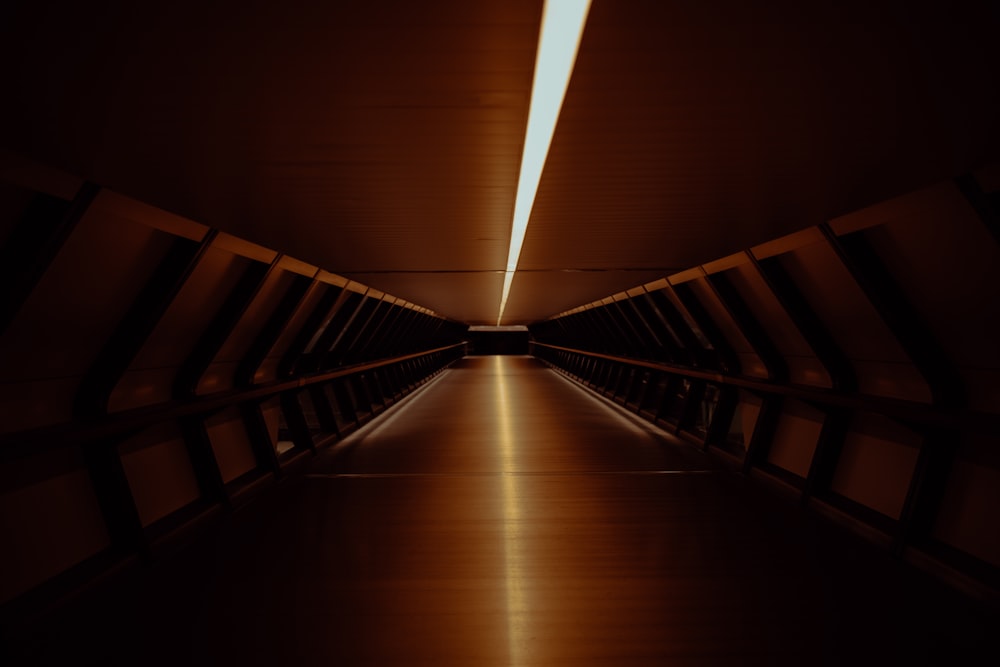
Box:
[466, 325, 530, 355]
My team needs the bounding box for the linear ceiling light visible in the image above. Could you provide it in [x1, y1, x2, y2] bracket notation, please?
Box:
[497, 0, 592, 325]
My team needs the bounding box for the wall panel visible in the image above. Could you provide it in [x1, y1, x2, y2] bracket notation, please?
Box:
[766, 399, 824, 479]
[858, 185, 1000, 412]
[0, 205, 175, 431]
[672, 273, 768, 378]
[829, 414, 921, 520]
[109, 244, 253, 411]
[205, 408, 261, 484]
[196, 267, 299, 395]
[0, 454, 110, 604]
[531, 171, 1000, 593]
[0, 172, 465, 618]
[778, 237, 931, 403]
[721, 260, 831, 387]
[932, 434, 1000, 569]
[119, 423, 202, 527]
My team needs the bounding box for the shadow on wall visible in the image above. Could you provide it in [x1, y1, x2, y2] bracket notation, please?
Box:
[466, 326, 530, 355]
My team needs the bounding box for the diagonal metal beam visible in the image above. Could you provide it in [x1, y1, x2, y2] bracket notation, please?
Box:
[596, 306, 629, 354]
[0, 182, 100, 336]
[340, 297, 391, 365]
[642, 288, 702, 366]
[704, 270, 788, 382]
[674, 379, 706, 436]
[316, 291, 371, 370]
[239, 401, 283, 476]
[177, 416, 230, 508]
[742, 395, 784, 474]
[893, 427, 957, 557]
[307, 384, 341, 435]
[277, 283, 345, 378]
[75, 230, 218, 418]
[670, 282, 742, 375]
[954, 173, 1000, 246]
[380, 307, 419, 357]
[614, 297, 659, 360]
[82, 434, 150, 559]
[279, 390, 315, 453]
[363, 302, 405, 360]
[801, 408, 852, 503]
[749, 251, 857, 391]
[174, 254, 282, 398]
[234, 273, 315, 386]
[819, 224, 964, 408]
[704, 385, 739, 452]
[628, 292, 684, 363]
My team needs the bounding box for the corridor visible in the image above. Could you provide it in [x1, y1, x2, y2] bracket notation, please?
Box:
[3, 2, 1000, 664]
[9, 357, 993, 666]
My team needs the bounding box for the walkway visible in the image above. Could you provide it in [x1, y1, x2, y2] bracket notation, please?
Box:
[9, 356, 995, 666]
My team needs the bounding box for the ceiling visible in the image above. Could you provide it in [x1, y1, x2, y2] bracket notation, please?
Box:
[3, 0, 999, 324]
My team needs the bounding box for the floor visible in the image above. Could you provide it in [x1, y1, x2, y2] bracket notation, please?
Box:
[6, 356, 998, 666]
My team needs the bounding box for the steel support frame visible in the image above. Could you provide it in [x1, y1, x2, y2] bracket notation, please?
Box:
[235, 273, 315, 386]
[748, 252, 857, 392]
[76, 230, 219, 418]
[703, 269, 788, 382]
[174, 255, 282, 398]
[530, 342, 998, 591]
[0, 182, 101, 336]
[670, 281, 741, 374]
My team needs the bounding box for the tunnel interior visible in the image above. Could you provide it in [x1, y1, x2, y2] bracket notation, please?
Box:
[2, 1, 1000, 665]
[1, 153, 998, 666]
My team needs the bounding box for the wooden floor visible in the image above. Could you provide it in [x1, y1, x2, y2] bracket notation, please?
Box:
[7, 356, 998, 666]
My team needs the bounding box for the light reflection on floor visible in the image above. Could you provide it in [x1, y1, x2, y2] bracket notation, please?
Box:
[495, 356, 528, 665]
[45, 355, 990, 666]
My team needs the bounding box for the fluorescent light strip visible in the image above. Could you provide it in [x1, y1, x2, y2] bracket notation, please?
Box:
[497, 0, 592, 325]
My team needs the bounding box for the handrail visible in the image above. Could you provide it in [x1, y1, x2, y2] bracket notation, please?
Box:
[531, 342, 999, 434]
[0, 343, 466, 459]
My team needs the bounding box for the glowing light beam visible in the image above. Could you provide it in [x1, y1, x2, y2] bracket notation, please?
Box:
[497, 0, 592, 325]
